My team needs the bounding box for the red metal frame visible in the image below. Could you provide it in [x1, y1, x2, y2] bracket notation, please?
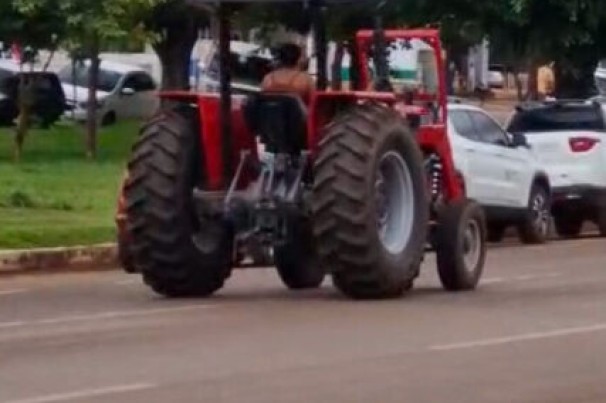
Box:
[161, 91, 259, 191]
[355, 29, 448, 121]
[155, 29, 461, 200]
[353, 29, 461, 200]
[117, 28, 461, 233]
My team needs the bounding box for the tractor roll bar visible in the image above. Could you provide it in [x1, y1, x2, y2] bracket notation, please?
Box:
[185, 0, 382, 186]
[218, 4, 233, 184]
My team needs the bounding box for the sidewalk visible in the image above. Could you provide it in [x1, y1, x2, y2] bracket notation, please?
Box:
[0, 243, 118, 276]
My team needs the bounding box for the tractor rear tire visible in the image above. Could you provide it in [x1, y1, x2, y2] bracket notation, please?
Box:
[312, 103, 429, 300]
[124, 110, 233, 298]
[117, 232, 138, 274]
[274, 214, 325, 290]
[435, 199, 487, 291]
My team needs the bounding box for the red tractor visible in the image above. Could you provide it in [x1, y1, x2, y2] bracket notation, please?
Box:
[115, 0, 487, 299]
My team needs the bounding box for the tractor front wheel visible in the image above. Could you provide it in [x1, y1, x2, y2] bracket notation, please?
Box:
[274, 214, 325, 290]
[435, 199, 487, 291]
[124, 110, 233, 297]
[312, 103, 429, 299]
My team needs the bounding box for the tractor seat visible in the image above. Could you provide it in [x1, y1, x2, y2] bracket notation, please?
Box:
[243, 93, 308, 155]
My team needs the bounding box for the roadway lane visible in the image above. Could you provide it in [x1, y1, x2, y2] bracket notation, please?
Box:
[1, 237, 605, 403]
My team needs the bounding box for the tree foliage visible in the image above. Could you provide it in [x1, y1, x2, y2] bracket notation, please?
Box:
[4, 0, 606, 110]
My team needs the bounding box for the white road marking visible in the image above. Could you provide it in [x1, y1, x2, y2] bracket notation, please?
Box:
[482, 277, 505, 284]
[0, 321, 26, 329]
[4, 383, 155, 403]
[513, 273, 562, 282]
[0, 304, 211, 330]
[0, 288, 29, 296]
[482, 273, 562, 285]
[429, 323, 606, 351]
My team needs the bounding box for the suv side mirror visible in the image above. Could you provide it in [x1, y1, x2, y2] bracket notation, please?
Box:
[121, 87, 135, 96]
[511, 132, 530, 148]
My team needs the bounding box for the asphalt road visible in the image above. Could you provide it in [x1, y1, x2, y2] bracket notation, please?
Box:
[1, 236, 605, 403]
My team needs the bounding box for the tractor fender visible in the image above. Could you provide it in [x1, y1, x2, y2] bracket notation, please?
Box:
[158, 91, 258, 191]
[307, 91, 397, 154]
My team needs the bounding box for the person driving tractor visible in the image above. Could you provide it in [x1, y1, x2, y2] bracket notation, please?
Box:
[261, 43, 315, 103]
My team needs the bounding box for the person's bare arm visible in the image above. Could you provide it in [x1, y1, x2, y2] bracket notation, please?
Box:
[261, 72, 274, 91]
[306, 74, 315, 92]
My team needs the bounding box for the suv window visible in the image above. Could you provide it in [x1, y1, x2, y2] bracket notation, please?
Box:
[450, 110, 477, 140]
[469, 111, 509, 145]
[123, 72, 156, 92]
[507, 105, 606, 134]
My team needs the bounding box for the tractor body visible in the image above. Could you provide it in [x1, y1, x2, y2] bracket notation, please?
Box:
[116, 2, 487, 299]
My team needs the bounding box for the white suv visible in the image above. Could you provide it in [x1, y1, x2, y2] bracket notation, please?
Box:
[447, 102, 552, 244]
[506, 100, 606, 238]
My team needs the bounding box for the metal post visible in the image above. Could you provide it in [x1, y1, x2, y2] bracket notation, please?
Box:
[311, 0, 327, 90]
[372, 12, 392, 92]
[218, 3, 233, 187]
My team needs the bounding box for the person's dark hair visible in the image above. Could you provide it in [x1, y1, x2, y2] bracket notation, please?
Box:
[276, 43, 302, 68]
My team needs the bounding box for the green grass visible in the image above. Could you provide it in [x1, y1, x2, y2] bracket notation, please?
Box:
[0, 120, 139, 249]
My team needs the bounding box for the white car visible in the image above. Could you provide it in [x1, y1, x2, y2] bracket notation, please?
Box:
[447, 102, 552, 244]
[506, 100, 606, 238]
[58, 60, 160, 125]
[488, 65, 505, 88]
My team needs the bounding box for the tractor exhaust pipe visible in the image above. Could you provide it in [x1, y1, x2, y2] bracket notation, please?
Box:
[372, 1, 392, 92]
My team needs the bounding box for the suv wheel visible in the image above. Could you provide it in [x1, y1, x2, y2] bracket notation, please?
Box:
[517, 184, 551, 244]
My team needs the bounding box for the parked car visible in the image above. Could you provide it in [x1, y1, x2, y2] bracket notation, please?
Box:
[506, 100, 606, 238]
[57, 59, 160, 125]
[488, 64, 505, 89]
[0, 60, 65, 127]
[0, 89, 18, 126]
[447, 102, 552, 244]
[594, 59, 606, 96]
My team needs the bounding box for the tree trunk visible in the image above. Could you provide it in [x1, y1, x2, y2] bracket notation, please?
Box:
[512, 65, 524, 101]
[330, 42, 344, 91]
[42, 49, 56, 72]
[14, 74, 33, 163]
[525, 59, 539, 101]
[152, 17, 199, 94]
[86, 37, 100, 160]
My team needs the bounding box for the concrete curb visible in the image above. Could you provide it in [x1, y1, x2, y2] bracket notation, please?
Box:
[0, 243, 118, 276]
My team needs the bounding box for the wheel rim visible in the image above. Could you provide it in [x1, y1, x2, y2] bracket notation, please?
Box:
[375, 151, 415, 254]
[463, 220, 482, 270]
[531, 192, 550, 236]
